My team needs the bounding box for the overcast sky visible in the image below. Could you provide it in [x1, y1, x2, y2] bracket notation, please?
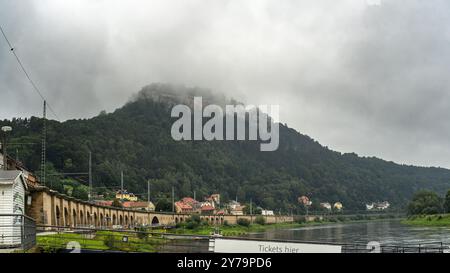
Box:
[1, 0, 450, 168]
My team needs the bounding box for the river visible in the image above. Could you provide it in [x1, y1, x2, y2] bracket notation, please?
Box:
[247, 219, 450, 246]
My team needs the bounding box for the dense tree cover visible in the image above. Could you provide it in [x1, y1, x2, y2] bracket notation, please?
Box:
[444, 190, 450, 213]
[3, 84, 450, 212]
[407, 191, 444, 215]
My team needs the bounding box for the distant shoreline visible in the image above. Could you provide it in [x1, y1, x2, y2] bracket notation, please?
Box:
[402, 214, 450, 227]
[172, 215, 403, 236]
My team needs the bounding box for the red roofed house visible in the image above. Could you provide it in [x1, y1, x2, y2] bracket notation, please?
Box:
[175, 201, 193, 214]
[200, 204, 215, 215]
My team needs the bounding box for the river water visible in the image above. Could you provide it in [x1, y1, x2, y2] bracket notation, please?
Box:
[247, 220, 450, 246]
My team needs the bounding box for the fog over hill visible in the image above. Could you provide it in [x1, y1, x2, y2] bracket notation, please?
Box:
[3, 84, 450, 212]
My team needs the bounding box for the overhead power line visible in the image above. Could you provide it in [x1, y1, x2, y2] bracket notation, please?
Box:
[0, 24, 60, 121]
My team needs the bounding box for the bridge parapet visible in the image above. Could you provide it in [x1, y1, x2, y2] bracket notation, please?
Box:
[26, 187, 293, 229]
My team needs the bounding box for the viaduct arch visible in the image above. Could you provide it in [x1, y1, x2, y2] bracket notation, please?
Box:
[26, 187, 293, 229]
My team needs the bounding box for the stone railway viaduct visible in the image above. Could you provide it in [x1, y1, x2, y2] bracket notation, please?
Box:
[26, 187, 293, 229]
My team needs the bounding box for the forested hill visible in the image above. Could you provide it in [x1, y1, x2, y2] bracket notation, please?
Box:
[4, 84, 450, 212]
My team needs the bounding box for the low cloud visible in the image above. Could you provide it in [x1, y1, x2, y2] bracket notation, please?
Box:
[1, 0, 450, 167]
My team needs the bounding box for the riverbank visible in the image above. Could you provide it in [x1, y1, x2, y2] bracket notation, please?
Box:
[173, 214, 402, 236]
[402, 214, 450, 227]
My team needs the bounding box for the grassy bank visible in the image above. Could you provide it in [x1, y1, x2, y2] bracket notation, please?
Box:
[172, 222, 314, 236]
[173, 214, 401, 236]
[402, 214, 450, 227]
[35, 230, 165, 253]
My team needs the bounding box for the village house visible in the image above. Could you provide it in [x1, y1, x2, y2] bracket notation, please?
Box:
[333, 202, 343, 211]
[200, 203, 215, 215]
[115, 190, 138, 202]
[320, 202, 332, 211]
[261, 209, 274, 216]
[298, 196, 312, 206]
[0, 170, 28, 247]
[228, 200, 245, 215]
[204, 193, 220, 208]
[366, 201, 390, 211]
[175, 201, 194, 214]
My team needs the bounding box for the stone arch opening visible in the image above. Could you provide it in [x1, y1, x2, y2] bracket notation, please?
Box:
[64, 207, 69, 226]
[72, 209, 77, 227]
[130, 215, 134, 226]
[80, 210, 84, 226]
[86, 212, 91, 225]
[55, 205, 61, 226]
[151, 216, 159, 225]
[119, 215, 123, 226]
[94, 212, 98, 226]
[113, 214, 117, 226]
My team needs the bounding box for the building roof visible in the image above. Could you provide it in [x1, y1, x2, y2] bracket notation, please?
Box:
[0, 170, 27, 190]
[201, 205, 215, 211]
[181, 197, 198, 204]
[122, 201, 154, 208]
[231, 205, 245, 211]
[95, 201, 113, 206]
[0, 170, 22, 181]
[175, 201, 193, 210]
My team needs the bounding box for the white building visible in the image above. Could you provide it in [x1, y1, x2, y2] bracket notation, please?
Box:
[320, 202, 332, 211]
[0, 170, 28, 247]
[366, 201, 390, 211]
[261, 210, 274, 216]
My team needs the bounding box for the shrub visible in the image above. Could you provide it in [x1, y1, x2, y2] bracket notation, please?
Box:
[136, 226, 148, 240]
[104, 234, 116, 249]
[295, 216, 306, 224]
[184, 215, 202, 229]
[255, 216, 266, 225]
[237, 218, 251, 227]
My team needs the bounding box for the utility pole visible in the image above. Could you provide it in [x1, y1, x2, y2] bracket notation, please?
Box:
[121, 171, 124, 191]
[41, 100, 46, 186]
[147, 180, 150, 203]
[193, 190, 196, 201]
[172, 186, 175, 213]
[88, 151, 92, 201]
[250, 198, 253, 224]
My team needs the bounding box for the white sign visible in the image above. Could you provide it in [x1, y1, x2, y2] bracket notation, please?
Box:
[210, 238, 342, 253]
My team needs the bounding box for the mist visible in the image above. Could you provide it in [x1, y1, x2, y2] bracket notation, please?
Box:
[1, 0, 450, 167]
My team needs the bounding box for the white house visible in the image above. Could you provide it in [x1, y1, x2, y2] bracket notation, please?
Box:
[261, 210, 274, 216]
[366, 203, 375, 211]
[320, 202, 332, 211]
[0, 170, 28, 247]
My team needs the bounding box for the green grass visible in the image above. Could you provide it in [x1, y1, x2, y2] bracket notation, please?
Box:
[402, 214, 450, 227]
[36, 231, 166, 253]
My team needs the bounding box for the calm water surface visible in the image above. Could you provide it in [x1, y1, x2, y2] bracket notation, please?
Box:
[247, 220, 450, 246]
